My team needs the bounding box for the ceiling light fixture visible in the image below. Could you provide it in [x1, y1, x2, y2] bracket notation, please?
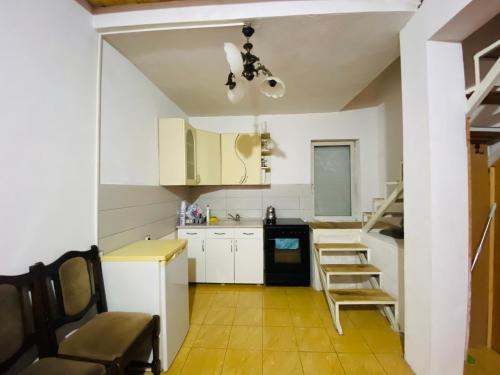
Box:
[224, 24, 285, 104]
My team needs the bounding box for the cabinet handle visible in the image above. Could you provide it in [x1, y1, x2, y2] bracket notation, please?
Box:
[231, 242, 233, 253]
[186, 232, 198, 235]
[214, 232, 225, 235]
[242, 232, 254, 235]
[202, 240, 205, 252]
[235, 240, 238, 252]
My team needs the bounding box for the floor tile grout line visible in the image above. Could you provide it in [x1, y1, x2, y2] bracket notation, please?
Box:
[187, 284, 409, 374]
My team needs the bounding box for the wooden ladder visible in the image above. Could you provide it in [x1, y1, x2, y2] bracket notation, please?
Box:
[313, 242, 399, 335]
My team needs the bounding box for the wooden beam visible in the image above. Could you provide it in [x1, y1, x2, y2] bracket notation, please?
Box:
[487, 166, 495, 348]
[75, 0, 95, 13]
[470, 131, 500, 146]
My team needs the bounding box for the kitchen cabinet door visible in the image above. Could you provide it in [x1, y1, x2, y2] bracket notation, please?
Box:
[159, 118, 197, 185]
[196, 130, 221, 185]
[205, 239, 234, 283]
[234, 238, 264, 284]
[178, 231, 205, 283]
[185, 125, 197, 185]
[221, 133, 261, 185]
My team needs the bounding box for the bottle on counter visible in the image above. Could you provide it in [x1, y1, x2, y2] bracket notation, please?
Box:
[206, 205, 210, 225]
[179, 200, 187, 226]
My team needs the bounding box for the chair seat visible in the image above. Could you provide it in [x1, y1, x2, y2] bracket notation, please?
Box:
[58, 311, 152, 361]
[18, 357, 106, 375]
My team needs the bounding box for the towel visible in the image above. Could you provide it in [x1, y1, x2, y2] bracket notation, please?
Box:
[275, 238, 299, 250]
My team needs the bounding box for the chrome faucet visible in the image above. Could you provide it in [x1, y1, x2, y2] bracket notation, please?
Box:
[228, 213, 241, 222]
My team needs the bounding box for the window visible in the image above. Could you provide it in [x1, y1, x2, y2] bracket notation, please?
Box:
[312, 141, 358, 219]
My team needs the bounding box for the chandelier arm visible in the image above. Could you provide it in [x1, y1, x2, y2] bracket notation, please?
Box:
[225, 72, 236, 89]
[255, 63, 272, 77]
[223, 24, 285, 101]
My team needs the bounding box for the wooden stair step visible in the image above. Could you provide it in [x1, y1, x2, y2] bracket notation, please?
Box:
[328, 288, 395, 304]
[315, 243, 368, 251]
[382, 212, 404, 217]
[321, 264, 380, 275]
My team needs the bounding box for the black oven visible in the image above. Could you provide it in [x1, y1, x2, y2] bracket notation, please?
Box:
[264, 219, 310, 286]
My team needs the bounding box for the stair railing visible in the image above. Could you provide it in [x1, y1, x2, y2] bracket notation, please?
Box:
[362, 180, 404, 233]
[471, 202, 496, 272]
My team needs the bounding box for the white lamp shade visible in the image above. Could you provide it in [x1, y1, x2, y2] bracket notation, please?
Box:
[260, 76, 286, 98]
[224, 42, 244, 76]
[227, 80, 245, 103]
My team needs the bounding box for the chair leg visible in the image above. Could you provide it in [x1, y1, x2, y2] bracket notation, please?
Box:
[152, 315, 161, 375]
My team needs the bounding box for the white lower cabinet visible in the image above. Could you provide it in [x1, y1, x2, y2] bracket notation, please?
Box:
[178, 229, 205, 282]
[205, 239, 234, 283]
[234, 238, 264, 284]
[178, 227, 263, 284]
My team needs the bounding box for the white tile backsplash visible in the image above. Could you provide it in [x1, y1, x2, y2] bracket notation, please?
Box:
[227, 197, 263, 210]
[191, 184, 313, 221]
[262, 196, 300, 210]
[98, 184, 189, 252]
[196, 197, 227, 210]
[225, 187, 265, 198]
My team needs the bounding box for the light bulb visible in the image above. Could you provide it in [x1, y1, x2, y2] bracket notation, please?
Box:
[227, 81, 245, 103]
[224, 42, 244, 76]
[260, 76, 286, 98]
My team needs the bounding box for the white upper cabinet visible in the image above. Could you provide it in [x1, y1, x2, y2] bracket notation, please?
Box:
[196, 129, 221, 185]
[221, 133, 262, 185]
[159, 118, 197, 185]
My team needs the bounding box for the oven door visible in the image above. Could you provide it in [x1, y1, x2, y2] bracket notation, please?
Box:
[264, 227, 310, 275]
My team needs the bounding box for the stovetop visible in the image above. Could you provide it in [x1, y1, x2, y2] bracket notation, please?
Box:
[263, 218, 307, 227]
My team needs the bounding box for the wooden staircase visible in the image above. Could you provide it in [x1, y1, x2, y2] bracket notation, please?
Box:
[313, 242, 399, 335]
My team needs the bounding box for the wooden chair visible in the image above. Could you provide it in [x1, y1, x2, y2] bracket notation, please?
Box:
[30, 245, 161, 375]
[0, 271, 107, 375]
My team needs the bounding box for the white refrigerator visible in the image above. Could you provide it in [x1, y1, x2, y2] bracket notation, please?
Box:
[101, 240, 189, 371]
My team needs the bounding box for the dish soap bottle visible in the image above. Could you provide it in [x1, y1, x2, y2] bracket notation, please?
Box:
[206, 205, 210, 225]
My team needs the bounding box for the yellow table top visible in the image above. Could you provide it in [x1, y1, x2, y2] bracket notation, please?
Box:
[101, 240, 187, 263]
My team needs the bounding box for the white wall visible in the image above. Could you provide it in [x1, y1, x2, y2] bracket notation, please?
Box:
[399, 0, 494, 373]
[190, 109, 382, 214]
[0, 0, 98, 275]
[98, 42, 191, 250]
[100, 41, 187, 186]
[344, 59, 403, 189]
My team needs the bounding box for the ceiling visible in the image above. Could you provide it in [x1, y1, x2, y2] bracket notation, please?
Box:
[104, 12, 413, 116]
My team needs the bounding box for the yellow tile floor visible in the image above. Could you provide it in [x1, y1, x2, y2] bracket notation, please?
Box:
[464, 347, 500, 375]
[163, 284, 413, 375]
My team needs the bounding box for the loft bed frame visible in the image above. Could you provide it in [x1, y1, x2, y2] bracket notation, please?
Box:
[467, 39, 500, 118]
[467, 39, 500, 150]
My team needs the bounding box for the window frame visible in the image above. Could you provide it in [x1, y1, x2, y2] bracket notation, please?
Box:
[311, 140, 360, 221]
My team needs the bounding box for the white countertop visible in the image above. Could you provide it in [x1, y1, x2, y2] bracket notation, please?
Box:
[177, 219, 263, 229]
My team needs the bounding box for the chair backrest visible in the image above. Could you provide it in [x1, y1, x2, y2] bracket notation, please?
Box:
[31, 245, 107, 350]
[0, 272, 46, 374]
